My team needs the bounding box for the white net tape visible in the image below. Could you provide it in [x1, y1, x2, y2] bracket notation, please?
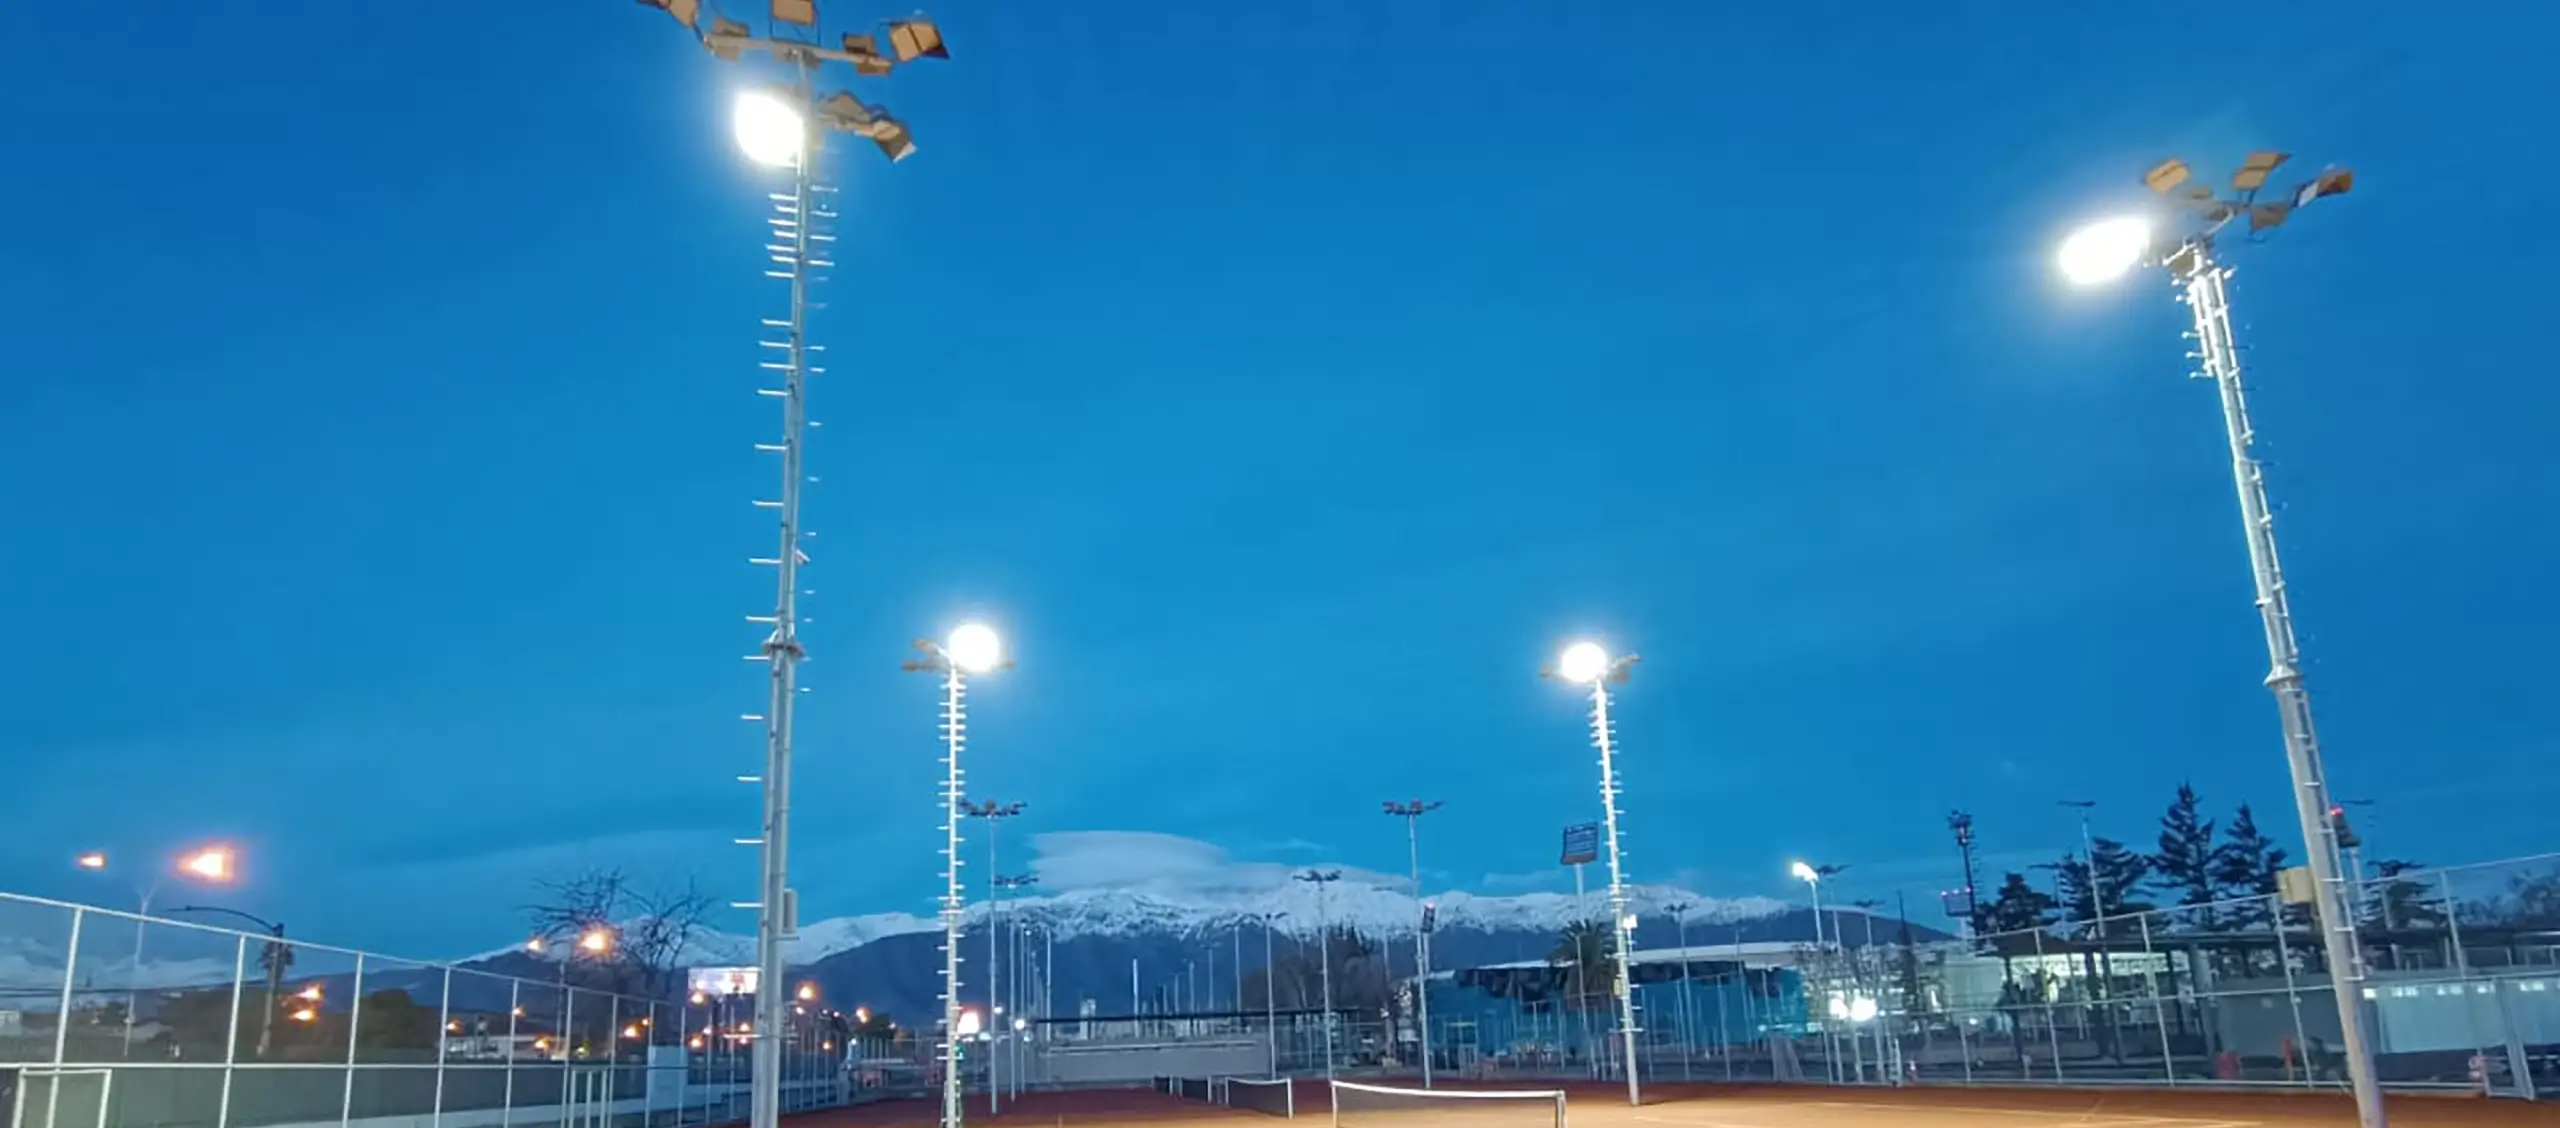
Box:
[1329, 1080, 1565, 1128]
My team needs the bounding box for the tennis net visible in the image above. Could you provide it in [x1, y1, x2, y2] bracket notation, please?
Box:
[1329, 1080, 1565, 1128]
[1220, 1076, 1296, 1118]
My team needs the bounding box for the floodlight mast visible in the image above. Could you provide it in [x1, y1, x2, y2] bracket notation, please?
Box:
[964, 798, 1026, 1115]
[1545, 644, 1643, 1106]
[626, 7, 946, 1128]
[1381, 799, 1444, 1087]
[905, 627, 1006, 1128]
[2072, 153, 2379, 1128]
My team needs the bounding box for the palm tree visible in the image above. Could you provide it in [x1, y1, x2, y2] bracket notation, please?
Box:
[1550, 920, 1611, 1011]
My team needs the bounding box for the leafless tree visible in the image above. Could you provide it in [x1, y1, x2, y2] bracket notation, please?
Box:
[523, 867, 715, 998]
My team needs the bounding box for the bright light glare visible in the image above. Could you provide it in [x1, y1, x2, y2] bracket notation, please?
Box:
[578, 927, 613, 954]
[796, 983, 817, 1001]
[179, 847, 235, 882]
[956, 1008, 983, 1037]
[1826, 994, 1849, 1020]
[1557, 641, 1609, 684]
[732, 90, 805, 168]
[1012, 1017, 1027, 1031]
[75, 852, 107, 870]
[1848, 996, 1880, 1023]
[947, 622, 1002, 674]
[2057, 216, 2152, 287]
[1789, 861, 1819, 884]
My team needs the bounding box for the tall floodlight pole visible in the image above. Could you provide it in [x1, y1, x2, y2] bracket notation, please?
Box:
[994, 873, 1038, 1103]
[2059, 799, 2104, 925]
[1295, 869, 1342, 1078]
[962, 799, 1024, 1113]
[1666, 900, 1694, 1081]
[1948, 812, 1982, 936]
[1547, 641, 1643, 1106]
[904, 623, 1007, 1128]
[623, 7, 947, 1128]
[2056, 151, 2374, 1128]
[1381, 799, 1444, 1086]
[1262, 912, 1279, 1076]
[1790, 860, 1846, 1084]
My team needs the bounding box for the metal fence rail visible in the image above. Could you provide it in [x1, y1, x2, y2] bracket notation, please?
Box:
[1390, 853, 2560, 1101]
[0, 892, 872, 1128]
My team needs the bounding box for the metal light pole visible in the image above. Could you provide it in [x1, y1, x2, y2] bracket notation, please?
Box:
[2057, 151, 2376, 1128]
[904, 623, 1006, 1128]
[963, 799, 1024, 1114]
[1790, 860, 1844, 1083]
[1667, 900, 1694, 1081]
[1295, 870, 1342, 1078]
[994, 872, 1038, 1103]
[1262, 913, 1279, 1076]
[1381, 799, 1444, 1086]
[623, 7, 947, 1128]
[168, 905, 288, 1060]
[1548, 642, 1643, 1106]
[1947, 812, 1981, 936]
[2059, 800, 2104, 924]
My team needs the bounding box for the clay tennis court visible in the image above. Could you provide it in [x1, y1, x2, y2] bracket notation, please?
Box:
[781, 1081, 2558, 1128]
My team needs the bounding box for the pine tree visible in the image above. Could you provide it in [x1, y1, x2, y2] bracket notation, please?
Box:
[2153, 782, 2220, 925]
[2214, 802, 2288, 926]
[2367, 859, 2440, 930]
[1984, 871, 2058, 933]
[2090, 836, 2155, 917]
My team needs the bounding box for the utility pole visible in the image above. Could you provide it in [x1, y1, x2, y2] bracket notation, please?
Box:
[1382, 799, 1444, 1086]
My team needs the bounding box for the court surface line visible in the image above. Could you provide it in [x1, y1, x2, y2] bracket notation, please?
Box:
[1808, 1102, 2256, 1128]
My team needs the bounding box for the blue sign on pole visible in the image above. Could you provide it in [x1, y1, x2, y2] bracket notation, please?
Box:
[1560, 823, 1600, 866]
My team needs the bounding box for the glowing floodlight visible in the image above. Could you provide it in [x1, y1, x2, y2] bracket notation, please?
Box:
[946, 623, 1002, 674]
[1556, 642, 1609, 685]
[180, 847, 236, 882]
[1790, 860, 1820, 885]
[2057, 216, 2154, 287]
[732, 89, 805, 168]
[955, 1008, 982, 1037]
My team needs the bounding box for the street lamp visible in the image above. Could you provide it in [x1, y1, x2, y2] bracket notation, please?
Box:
[1294, 869, 1342, 1079]
[1381, 799, 1443, 1087]
[2058, 151, 2377, 1128]
[166, 905, 291, 1059]
[1545, 641, 1642, 1107]
[905, 622, 1007, 1128]
[622, 8, 950, 1128]
[84, 846, 238, 1056]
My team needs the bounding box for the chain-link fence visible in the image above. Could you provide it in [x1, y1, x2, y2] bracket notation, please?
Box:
[1391, 854, 2560, 1099]
[0, 892, 865, 1128]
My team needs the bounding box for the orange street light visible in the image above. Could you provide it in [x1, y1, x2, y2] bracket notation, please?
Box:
[179, 847, 236, 882]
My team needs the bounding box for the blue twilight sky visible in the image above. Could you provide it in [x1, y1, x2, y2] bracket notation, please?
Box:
[2, 3, 2554, 958]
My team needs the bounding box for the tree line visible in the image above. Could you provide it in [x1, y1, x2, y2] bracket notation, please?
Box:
[1975, 783, 2422, 935]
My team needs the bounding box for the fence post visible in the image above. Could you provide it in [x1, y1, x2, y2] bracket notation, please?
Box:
[432, 966, 452, 1128]
[341, 951, 366, 1128]
[2137, 913, 2175, 1085]
[2269, 894, 2311, 1088]
[219, 934, 247, 1128]
[502, 979, 519, 1122]
[2033, 929, 2063, 1083]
